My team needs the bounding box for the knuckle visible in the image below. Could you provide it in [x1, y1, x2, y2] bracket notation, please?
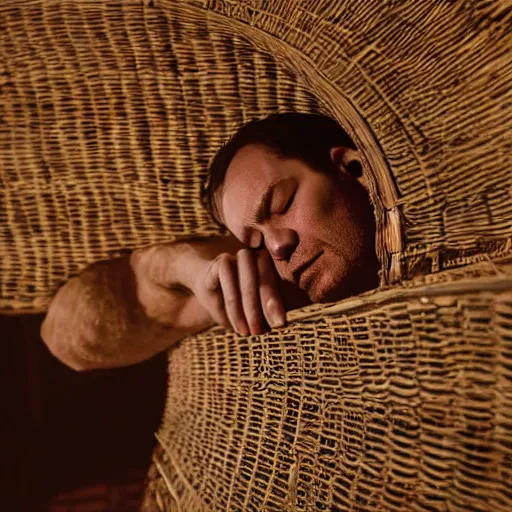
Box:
[204, 265, 221, 291]
[216, 255, 227, 270]
[130, 248, 149, 275]
[224, 295, 240, 310]
[218, 253, 236, 271]
[237, 248, 252, 258]
[217, 252, 230, 264]
[129, 249, 142, 267]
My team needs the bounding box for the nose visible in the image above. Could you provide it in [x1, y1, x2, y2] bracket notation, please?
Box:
[264, 227, 298, 261]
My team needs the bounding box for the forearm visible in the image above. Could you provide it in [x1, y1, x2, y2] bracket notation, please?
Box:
[41, 241, 223, 371]
[41, 234, 305, 370]
[130, 235, 244, 296]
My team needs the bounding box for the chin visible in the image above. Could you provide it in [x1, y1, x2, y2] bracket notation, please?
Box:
[307, 277, 348, 303]
[307, 266, 375, 303]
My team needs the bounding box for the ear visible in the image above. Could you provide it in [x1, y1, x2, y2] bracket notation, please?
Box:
[329, 146, 368, 190]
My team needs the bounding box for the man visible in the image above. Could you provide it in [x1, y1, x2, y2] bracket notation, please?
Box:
[41, 113, 379, 370]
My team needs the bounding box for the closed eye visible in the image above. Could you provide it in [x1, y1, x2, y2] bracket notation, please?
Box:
[254, 191, 294, 250]
[281, 190, 295, 214]
[270, 183, 296, 217]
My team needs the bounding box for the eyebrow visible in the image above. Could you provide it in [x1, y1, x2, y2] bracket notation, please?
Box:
[240, 177, 292, 247]
[253, 178, 286, 225]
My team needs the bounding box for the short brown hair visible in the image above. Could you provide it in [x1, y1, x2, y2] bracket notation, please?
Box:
[201, 113, 355, 227]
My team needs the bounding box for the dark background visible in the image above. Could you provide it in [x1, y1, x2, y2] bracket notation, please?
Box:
[1, 314, 168, 511]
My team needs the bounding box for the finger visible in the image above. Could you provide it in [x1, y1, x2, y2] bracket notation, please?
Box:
[237, 249, 266, 335]
[204, 256, 222, 292]
[206, 291, 231, 330]
[218, 254, 249, 336]
[203, 257, 234, 329]
[257, 250, 286, 329]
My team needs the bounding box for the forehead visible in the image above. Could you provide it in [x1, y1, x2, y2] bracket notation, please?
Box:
[220, 144, 281, 236]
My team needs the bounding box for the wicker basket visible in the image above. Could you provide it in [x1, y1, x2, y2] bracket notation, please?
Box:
[1, 0, 511, 510]
[143, 262, 512, 511]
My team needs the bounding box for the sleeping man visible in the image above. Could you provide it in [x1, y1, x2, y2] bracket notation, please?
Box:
[41, 113, 379, 370]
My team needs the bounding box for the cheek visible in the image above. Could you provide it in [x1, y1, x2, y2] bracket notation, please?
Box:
[293, 185, 340, 234]
[293, 182, 367, 258]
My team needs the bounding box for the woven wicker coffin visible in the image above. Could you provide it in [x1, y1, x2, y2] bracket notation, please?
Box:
[1, 0, 511, 510]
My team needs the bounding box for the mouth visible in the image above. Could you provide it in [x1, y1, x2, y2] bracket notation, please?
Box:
[292, 251, 324, 288]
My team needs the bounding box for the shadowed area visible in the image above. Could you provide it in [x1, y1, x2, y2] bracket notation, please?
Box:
[1, 314, 168, 511]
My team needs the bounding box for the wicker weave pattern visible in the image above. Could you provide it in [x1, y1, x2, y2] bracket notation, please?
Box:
[0, 0, 321, 311]
[2, 0, 511, 311]
[189, 0, 512, 275]
[2, 1, 512, 509]
[192, 0, 512, 277]
[144, 263, 512, 511]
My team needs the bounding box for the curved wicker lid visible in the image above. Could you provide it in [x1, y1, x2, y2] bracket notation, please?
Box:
[2, 0, 510, 311]
[0, 0, 324, 310]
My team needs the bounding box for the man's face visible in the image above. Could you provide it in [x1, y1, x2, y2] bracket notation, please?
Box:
[220, 144, 378, 302]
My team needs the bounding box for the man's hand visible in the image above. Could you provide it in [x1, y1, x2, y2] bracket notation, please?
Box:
[191, 247, 286, 336]
[132, 235, 287, 336]
[42, 235, 306, 370]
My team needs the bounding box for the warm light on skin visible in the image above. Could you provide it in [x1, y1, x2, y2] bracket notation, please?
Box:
[219, 144, 379, 303]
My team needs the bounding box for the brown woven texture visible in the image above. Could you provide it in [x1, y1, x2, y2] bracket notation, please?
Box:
[1, 0, 511, 311]
[1, 0, 512, 510]
[143, 261, 512, 512]
[0, 0, 322, 311]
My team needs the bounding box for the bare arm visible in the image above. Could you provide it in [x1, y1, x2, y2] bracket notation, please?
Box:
[41, 235, 304, 371]
[41, 243, 216, 371]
